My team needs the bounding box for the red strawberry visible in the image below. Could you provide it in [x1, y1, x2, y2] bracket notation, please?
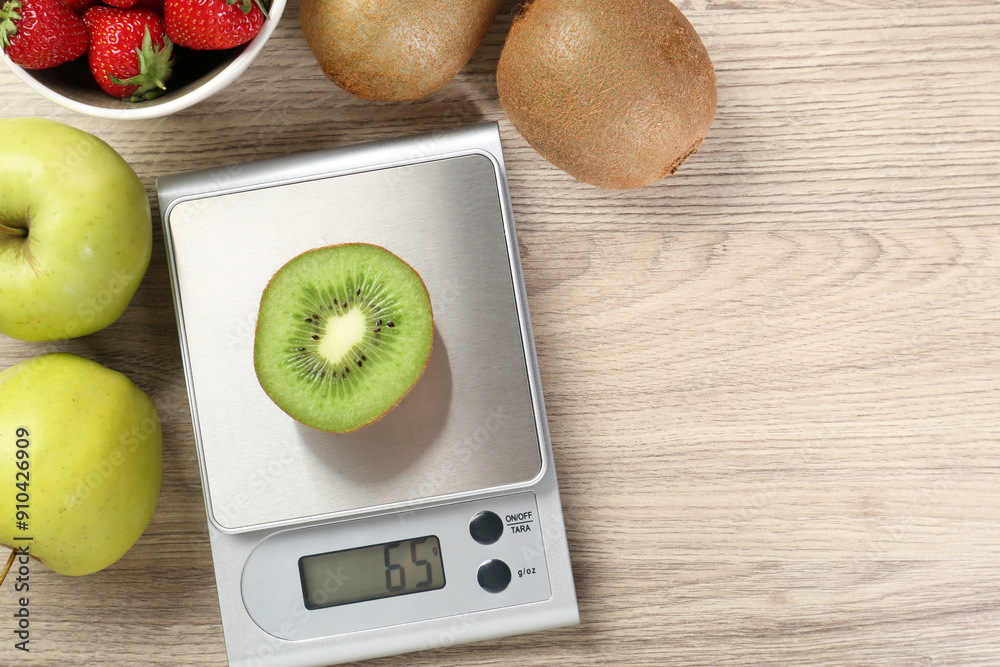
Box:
[103, 0, 140, 7]
[62, 0, 97, 12]
[83, 5, 174, 101]
[164, 0, 264, 51]
[0, 0, 87, 69]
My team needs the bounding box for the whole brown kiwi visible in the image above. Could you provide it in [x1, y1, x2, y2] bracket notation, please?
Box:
[300, 0, 504, 101]
[496, 0, 717, 189]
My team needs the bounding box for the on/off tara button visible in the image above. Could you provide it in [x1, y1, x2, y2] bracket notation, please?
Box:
[469, 510, 504, 545]
[477, 559, 512, 593]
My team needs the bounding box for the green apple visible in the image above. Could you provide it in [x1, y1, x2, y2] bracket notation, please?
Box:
[0, 353, 162, 576]
[0, 117, 152, 342]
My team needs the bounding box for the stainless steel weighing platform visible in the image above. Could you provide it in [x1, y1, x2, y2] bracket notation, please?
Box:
[156, 122, 579, 667]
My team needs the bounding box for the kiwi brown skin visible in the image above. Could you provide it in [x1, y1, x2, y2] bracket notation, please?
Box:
[496, 0, 718, 189]
[299, 0, 504, 101]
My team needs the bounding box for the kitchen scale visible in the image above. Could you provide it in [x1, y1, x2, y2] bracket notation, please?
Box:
[156, 122, 579, 667]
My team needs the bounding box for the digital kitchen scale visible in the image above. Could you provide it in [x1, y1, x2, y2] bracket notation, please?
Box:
[156, 122, 579, 667]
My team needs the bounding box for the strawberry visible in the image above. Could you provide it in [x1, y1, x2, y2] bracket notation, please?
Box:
[82, 6, 174, 101]
[61, 0, 97, 12]
[0, 0, 87, 70]
[164, 0, 264, 51]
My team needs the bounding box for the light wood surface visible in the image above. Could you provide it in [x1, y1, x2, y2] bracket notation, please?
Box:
[2, 0, 999, 664]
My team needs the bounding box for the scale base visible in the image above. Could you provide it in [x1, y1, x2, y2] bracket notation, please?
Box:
[158, 123, 578, 667]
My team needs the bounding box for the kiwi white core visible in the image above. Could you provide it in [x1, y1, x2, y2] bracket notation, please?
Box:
[318, 307, 367, 364]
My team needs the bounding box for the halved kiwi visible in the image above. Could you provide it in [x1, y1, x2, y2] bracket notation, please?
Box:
[253, 243, 434, 433]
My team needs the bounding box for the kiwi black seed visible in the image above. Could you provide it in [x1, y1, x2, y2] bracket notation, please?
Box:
[253, 243, 434, 433]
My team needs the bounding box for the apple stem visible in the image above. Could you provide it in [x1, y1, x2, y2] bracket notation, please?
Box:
[0, 222, 28, 238]
[0, 548, 16, 589]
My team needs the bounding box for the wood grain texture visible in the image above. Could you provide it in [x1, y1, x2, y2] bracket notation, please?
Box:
[1, 0, 998, 664]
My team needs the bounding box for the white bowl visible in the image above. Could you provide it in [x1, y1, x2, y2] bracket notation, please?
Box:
[2, 0, 286, 120]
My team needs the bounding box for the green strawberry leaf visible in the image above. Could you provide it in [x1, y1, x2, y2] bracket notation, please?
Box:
[0, 0, 23, 51]
[110, 28, 176, 103]
[224, 0, 268, 19]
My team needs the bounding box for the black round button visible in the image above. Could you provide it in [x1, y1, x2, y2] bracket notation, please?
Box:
[477, 559, 512, 593]
[469, 511, 504, 545]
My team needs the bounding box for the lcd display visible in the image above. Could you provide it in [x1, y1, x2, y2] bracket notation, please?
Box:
[299, 535, 445, 610]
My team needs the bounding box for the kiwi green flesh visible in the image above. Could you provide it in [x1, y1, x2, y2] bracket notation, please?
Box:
[254, 243, 434, 433]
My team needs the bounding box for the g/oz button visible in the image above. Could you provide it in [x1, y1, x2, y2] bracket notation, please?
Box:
[477, 559, 512, 593]
[469, 511, 503, 545]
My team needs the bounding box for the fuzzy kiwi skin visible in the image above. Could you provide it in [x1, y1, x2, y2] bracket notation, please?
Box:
[300, 0, 504, 101]
[496, 0, 717, 189]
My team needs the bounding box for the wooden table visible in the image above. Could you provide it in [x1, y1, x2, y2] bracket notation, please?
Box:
[2, 0, 998, 664]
